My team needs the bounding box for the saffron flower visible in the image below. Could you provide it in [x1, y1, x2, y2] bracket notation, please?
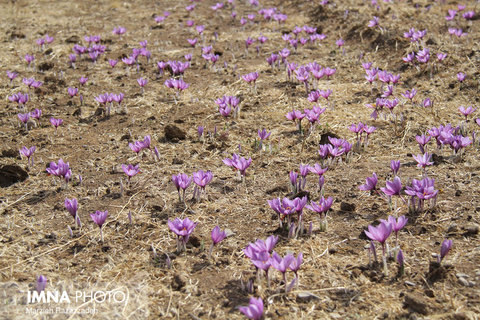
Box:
[65, 197, 81, 227]
[238, 297, 263, 320]
[381, 176, 402, 197]
[381, 215, 407, 256]
[271, 252, 295, 292]
[18, 113, 30, 130]
[68, 87, 79, 98]
[257, 129, 271, 151]
[192, 170, 213, 201]
[390, 160, 400, 176]
[306, 196, 333, 231]
[241, 72, 259, 92]
[37, 275, 47, 293]
[365, 221, 392, 274]
[50, 117, 63, 133]
[137, 77, 148, 94]
[457, 72, 466, 82]
[223, 154, 252, 179]
[413, 153, 433, 171]
[7, 70, 18, 83]
[46, 159, 72, 184]
[359, 172, 378, 191]
[172, 173, 192, 203]
[459, 106, 476, 120]
[90, 210, 108, 242]
[416, 135, 431, 154]
[168, 217, 197, 252]
[20, 146, 36, 167]
[438, 239, 452, 264]
[209, 226, 227, 258]
[122, 164, 140, 182]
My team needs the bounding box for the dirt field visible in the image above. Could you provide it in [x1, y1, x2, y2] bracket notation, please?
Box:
[1, 0, 479, 319]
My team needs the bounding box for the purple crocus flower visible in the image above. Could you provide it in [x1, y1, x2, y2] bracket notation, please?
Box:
[211, 226, 227, 245]
[223, 154, 252, 178]
[402, 88, 417, 103]
[20, 146, 36, 167]
[381, 176, 402, 197]
[18, 113, 30, 130]
[241, 72, 259, 84]
[37, 275, 47, 293]
[359, 172, 378, 191]
[122, 164, 140, 182]
[257, 129, 271, 141]
[90, 210, 108, 242]
[365, 221, 392, 275]
[459, 106, 476, 120]
[168, 217, 197, 252]
[238, 297, 263, 320]
[438, 239, 452, 264]
[192, 170, 213, 201]
[365, 221, 392, 252]
[109, 59, 118, 68]
[416, 135, 431, 154]
[7, 70, 18, 83]
[271, 251, 295, 291]
[209, 225, 227, 258]
[50, 117, 63, 132]
[457, 72, 466, 83]
[172, 173, 192, 203]
[413, 152, 433, 171]
[79, 77, 88, 86]
[390, 160, 400, 176]
[113, 26, 126, 35]
[65, 197, 81, 227]
[68, 87, 78, 98]
[137, 77, 148, 93]
[25, 54, 35, 67]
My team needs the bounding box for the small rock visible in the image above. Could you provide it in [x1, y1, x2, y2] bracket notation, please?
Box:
[404, 292, 429, 315]
[463, 224, 479, 236]
[172, 273, 187, 291]
[172, 157, 184, 165]
[458, 277, 470, 287]
[340, 202, 355, 212]
[446, 224, 458, 233]
[453, 312, 471, 320]
[65, 35, 80, 43]
[296, 292, 320, 302]
[164, 124, 186, 142]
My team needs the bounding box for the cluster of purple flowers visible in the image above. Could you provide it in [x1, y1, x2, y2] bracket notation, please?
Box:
[363, 65, 400, 86]
[168, 217, 197, 252]
[428, 124, 472, 154]
[318, 137, 353, 165]
[244, 235, 303, 292]
[128, 135, 158, 160]
[46, 159, 72, 185]
[215, 95, 240, 118]
[9, 92, 30, 108]
[348, 122, 377, 148]
[22, 77, 43, 89]
[172, 170, 213, 203]
[95, 92, 125, 116]
[223, 154, 252, 180]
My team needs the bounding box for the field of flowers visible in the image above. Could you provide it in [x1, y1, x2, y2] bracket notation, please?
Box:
[0, 0, 479, 318]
